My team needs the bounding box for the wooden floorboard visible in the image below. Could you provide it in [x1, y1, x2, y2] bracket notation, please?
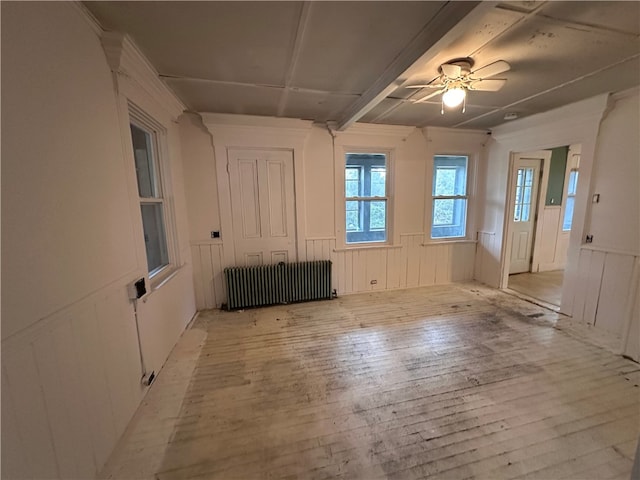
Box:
[508, 271, 564, 307]
[101, 283, 640, 480]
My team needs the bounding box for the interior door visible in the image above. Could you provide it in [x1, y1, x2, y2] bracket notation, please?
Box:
[509, 155, 542, 274]
[228, 149, 296, 266]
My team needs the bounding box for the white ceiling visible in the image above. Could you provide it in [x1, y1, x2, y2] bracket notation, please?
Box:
[85, 1, 640, 130]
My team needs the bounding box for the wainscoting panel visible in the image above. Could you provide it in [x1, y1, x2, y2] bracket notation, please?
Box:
[304, 235, 476, 296]
[191, 237, 478, 309]
[1, 283, 144, 479]
[571, 247, 639, 352]
[191, 242, 225, 310]
[475, 231, 498, 286]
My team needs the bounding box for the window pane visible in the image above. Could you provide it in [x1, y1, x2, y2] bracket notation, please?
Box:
[568, 170, 579, 195]
[370, 201, 386, 230]
[345, 200, 387, 243]
[434, 198, 454, 225]
[140, 204, 169, 273]
[345, 167, 361, 197]
[130, 124, 157, 198]
[431, 199, 466, 238]
[514, 168, 534, 222]
[346, 200, 360, 232]
[433, 156, 467, 196]
[563, 197, 575, 231]
[371, 168, 386, 196]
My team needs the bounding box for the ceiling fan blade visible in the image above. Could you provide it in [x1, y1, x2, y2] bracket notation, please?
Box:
[405, 83, 445, 89]
[469, 78, 506, 91]
[470, 60, 510, 79]
[441, 64, 462, 78]
[413, 89, 445, 103]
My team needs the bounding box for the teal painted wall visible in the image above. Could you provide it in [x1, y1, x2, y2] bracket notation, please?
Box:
[545, 146, 569, 205]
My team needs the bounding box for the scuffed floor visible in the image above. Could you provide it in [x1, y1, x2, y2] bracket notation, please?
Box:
[101, 283, 640, 479]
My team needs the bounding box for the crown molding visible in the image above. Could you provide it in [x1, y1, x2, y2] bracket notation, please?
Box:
[68, 1, 103, 36]
[422, 126, 489, 138]
[331, 122, 415, 140]
[101, 32, 185, 119]
[200, 113, 313, 147]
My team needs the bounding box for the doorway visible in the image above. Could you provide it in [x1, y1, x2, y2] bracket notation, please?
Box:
[228, 148, 297, 266]
[504, 145, 581, 308]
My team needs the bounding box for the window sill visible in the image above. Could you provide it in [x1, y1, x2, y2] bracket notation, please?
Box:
[421, 239, 477, 246]
[334, 244, 402, 252]
[143, 264, 183, 301]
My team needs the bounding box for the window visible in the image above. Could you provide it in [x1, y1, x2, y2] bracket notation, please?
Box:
[431, 155, 468, 239]
[345, 153, 388, 243]
[130, 121, 170, 276]
[563, 169, 578, 231]
[513, 167, 535, 222]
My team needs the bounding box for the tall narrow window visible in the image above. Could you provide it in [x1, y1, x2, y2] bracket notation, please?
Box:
[130, 122, 169, 275]
[563, 169, 578, 231]
[345, 153, 388, 244]
[513, 167, 535, 222]
[431, 155, 468, 239]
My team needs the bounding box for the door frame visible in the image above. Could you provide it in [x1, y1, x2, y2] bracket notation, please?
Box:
[200, 114, 312, 268]
[500, 150, 551, 288]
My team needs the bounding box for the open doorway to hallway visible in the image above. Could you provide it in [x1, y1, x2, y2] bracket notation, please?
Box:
[505, 144, 581, 308]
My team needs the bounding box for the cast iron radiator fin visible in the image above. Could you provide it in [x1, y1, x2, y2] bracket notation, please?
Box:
[224, 260, 332, 310]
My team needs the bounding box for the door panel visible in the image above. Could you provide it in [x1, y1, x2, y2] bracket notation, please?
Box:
[266, 161, 288, 237]
[509, 157, 542, 274]
[238, 160, 261, 238]
[229, 149, 296, 267]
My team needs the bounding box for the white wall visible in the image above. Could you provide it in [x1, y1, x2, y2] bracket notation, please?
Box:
[571, 91, 639, 360]
[1, 3, 196, 478]
[185, 117, 487, 308]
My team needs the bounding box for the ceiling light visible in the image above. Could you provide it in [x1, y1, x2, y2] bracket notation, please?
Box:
[442, 87, 466, 108]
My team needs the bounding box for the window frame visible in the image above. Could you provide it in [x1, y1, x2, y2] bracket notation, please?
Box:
[430, 154, 470, 240]
[344, 152, 389, 244]
[422, 152, 481, 245]
[128, 104, 179, 285]
[336, 146, 394, 249]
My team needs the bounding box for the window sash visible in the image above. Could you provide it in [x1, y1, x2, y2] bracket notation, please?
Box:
[345, 152, 388, 244]
[130, 114, 171, 277]
[431, 155, 469, 239]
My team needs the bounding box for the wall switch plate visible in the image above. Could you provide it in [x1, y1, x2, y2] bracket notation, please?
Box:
[211, 231, 220, 239]
[586, 234, 594, 243]
[592, 194, 600, 203]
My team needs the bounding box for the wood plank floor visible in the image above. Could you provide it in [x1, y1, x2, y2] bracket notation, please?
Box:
[101, 283, 640, 480]
[508, 271, 564, 307]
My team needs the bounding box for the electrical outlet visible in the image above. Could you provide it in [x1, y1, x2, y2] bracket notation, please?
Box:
[211, 231, 220, 239]
[585, 234, 593, 243]
[592, 194, 600, 203]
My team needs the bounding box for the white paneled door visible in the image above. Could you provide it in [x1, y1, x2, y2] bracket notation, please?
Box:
[228, 149, 296, 266]
[509, 155, 543, 274]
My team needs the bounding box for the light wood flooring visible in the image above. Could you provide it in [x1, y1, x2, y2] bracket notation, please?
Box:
[508, 270, 564, 307]
[101, 283, 640, 480]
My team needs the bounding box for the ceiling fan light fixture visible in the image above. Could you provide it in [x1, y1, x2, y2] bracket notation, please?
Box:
[442, 87, 466, 108]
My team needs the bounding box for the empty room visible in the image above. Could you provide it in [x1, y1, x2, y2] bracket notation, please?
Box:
[2, 1, 639, 479]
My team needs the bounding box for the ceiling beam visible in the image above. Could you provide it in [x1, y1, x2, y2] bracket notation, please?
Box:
[277, 2, 313, 117]
[334, 1, 495, 131]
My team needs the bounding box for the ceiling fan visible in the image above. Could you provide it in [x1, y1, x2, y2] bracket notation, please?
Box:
[405, 59, 511, 113]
